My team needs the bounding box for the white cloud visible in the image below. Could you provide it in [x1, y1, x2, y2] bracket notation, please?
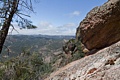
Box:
[69, 11, 80, 17]
[63, 23, 76, 28]
[38, 21, 53, 29]
[73, 11, 80, 16]
[10, 21, 78, 35]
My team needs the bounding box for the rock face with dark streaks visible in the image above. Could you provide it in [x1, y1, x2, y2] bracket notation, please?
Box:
[76, 0, 120, 50]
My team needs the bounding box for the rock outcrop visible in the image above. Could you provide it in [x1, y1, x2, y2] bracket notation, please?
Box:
[63, 39, 77, 55]
[76, 0, 120, 50]
[45, 0, 120, 80]
[45, 41, 120, 80]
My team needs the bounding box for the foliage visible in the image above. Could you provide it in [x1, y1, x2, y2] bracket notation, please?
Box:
[0, 0, 36, 29]
[0, 51, 53, 80]
[0, 36, 84, 79]
[61, 39, 85, 66]
[0, 0, 37, 54]
[70, 39, 85, 60]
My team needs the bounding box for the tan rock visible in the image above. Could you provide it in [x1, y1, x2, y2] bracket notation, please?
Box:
[83, 48, 89, 53]
[45, 41, 120, 80]
[76, 0, 120, 50]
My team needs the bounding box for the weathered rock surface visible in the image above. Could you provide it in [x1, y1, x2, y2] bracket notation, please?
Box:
[45, 0, 120, 80]
[45, 41, 120, 80]
[76, 0, 120, 50]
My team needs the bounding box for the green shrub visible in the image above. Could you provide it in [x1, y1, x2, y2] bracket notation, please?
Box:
[0, 51, 54, 80]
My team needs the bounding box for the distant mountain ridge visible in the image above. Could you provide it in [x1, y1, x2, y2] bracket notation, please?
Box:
[8, 34, 75, 39]
[1, 35, 74, 59]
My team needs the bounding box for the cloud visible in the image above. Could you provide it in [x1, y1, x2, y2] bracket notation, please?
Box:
[38, 21, 53, 29]
[69, 11, 80, 17]
[63, 23, 76, 28]
[72, 11, 80, 16]
[10, 21, 78, 35]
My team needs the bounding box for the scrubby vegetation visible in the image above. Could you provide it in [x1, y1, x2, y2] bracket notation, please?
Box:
[53, 39, 85, 67]
[0, 35, 85, 79]
[0, 52, 53, 80]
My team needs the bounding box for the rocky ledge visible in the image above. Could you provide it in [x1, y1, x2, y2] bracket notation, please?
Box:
[46, 41, 120, 80]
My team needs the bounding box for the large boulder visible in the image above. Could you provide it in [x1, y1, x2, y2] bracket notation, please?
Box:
[76, 0, 120, 50]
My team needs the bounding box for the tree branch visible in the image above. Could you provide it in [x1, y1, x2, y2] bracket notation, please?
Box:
[3, 45, 10, 56]
[18, 0, 34, 12]
[16, 12, 30, 17]
[15, 12, 25, 21]
[10, 24, 19, 34]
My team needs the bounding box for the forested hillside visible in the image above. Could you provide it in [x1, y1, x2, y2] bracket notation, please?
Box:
[0, 35, 80, 79]
[1, 35, 74, 59]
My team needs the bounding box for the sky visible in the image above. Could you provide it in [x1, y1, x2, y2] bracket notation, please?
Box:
[11, 0, 108, 35]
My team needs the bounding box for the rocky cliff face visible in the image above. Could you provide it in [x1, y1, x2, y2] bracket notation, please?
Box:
[45, 0, 120, 80]
[76, 0, 120, 50]
[46, 41, 120, 80]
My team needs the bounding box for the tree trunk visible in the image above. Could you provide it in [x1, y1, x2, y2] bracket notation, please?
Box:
[0, 0, 19, 54]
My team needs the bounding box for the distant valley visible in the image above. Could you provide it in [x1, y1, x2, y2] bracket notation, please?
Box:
[1, 35, 75, 59]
